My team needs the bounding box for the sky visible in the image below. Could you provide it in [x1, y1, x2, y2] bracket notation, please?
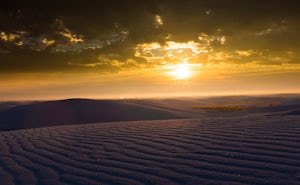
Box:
[1, 0, 300, 100]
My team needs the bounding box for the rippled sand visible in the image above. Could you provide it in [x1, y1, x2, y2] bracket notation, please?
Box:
[1, 116, 300, 185]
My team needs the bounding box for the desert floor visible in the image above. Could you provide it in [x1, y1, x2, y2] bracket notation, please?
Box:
[0, 96, 300, 185]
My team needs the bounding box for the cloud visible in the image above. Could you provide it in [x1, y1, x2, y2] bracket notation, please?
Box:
[255, 20, 289, 36]
[0, 32, 9, 41]
[198, 32, 226, 45]
[134, 32, 226, 66]
[207, 51, 233, 62]
[154, 15, 164, 28]
[97, 55, 137, 68]
[256, 28, 272, 36]
[0, 0, 299, 74]
[54, 18, 84, 43]
[53, 31, 128, 53]
[0, 31, 56, 51]
[235, 50, 260, 57]
[15, 41, 23, 46]
[54, 40, 104, 53]
[67, 54, 139, 72]
[207, 49, 298, 66]
[60, 32, 83, 43]
[135, 41, 207, 65]
[0, 31, 36, 49]
[41, 38, 55, 46]
[0, 18, 129, 53]
[0, 31, 21, 43]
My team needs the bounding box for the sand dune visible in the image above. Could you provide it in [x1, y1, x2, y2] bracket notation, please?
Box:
[1, 96, 300, 131]
[0, 96, 300, 184]
[0, 99, 182, 130]
[121, 95, 300, 115]
[1, 116, 300, 185]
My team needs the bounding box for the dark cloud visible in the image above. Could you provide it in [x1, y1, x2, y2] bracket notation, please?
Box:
[0, 0, 299, 73]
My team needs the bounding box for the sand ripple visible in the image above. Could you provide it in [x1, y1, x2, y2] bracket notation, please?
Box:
[1, 116, 300, 185]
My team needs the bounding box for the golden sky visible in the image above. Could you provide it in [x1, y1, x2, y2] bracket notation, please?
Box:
[1, 0, 300, 100]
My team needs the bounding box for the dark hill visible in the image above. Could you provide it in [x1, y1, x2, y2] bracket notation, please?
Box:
[0, 99, 183, 130]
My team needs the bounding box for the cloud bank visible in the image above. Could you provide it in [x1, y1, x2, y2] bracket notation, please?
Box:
[0, 0, 299, 73]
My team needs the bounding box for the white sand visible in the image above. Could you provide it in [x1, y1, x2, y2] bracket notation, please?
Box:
[1, 116, 300, 185]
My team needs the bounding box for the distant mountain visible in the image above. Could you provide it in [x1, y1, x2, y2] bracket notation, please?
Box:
[0, 99, 183, 130]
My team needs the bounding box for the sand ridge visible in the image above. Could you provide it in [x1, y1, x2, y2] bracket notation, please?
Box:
[0, 99, 183, 130]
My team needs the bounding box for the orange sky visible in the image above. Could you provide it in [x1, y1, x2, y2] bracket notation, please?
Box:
[1, 0, 300, 100]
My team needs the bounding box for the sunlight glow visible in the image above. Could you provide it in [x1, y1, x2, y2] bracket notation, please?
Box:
[167, 63, 201, 80]
[171, 64, 191, 79]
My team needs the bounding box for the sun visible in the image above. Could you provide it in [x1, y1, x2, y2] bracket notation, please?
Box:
[169, 64, 192, 79]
